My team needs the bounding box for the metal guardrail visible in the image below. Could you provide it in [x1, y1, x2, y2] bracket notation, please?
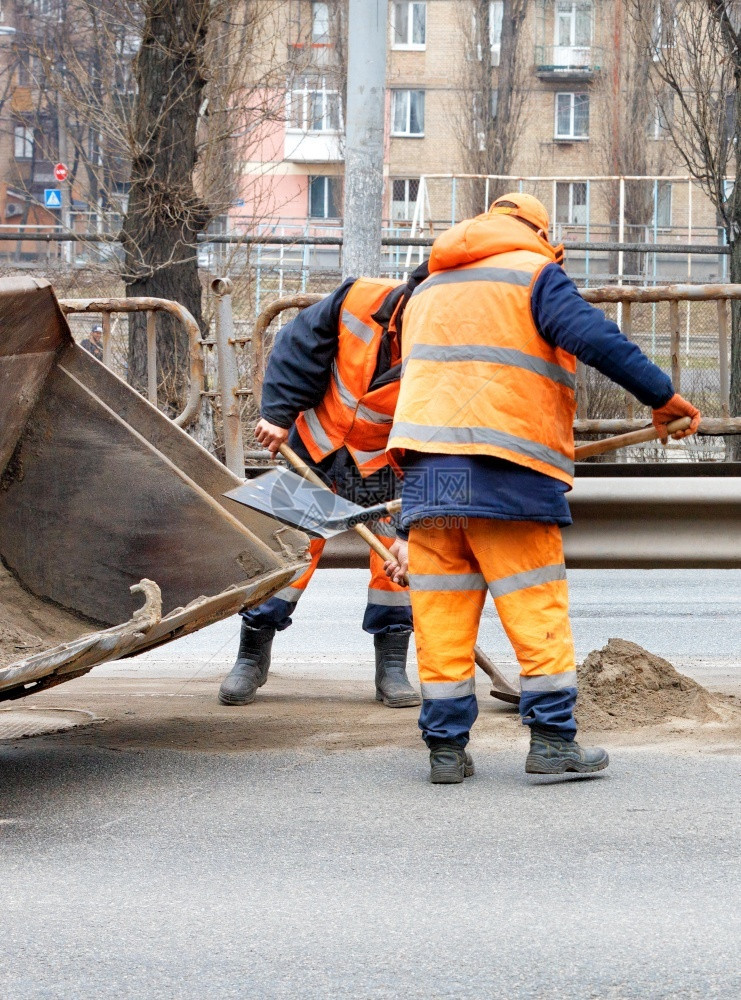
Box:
[580, 283, 741, 418]
[58, 296, 205, 429]
[60, 283, 741, 478]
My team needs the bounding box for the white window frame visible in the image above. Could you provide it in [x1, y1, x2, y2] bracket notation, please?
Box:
[391, 178, 420, 221]
[554, 2, 593, 48]
[308, 175, 340, 219]
[287, 77, 342, 133]
[14, 123, 34, 160]
[391, 2, 426, 51]
[489, 1, 503, 66]
[656, 181, 672, 229]
[391, 89, 425, 137]
[649, 94, 672, 139]
[556, 181, 588, 225]
[470, 2, 503, 66]
[311, 2, 330, 44]
[554, 92, 589, 140]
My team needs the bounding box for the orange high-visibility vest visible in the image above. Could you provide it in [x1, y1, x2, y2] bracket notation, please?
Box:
[295, 278, 404, 476]
[387, 214, 576, 486]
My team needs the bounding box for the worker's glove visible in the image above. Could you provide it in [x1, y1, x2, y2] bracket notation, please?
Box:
[651, 393, 701, 443]
[254, 417, 290, 457]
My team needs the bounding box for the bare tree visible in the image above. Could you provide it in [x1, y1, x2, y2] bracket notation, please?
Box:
[603, 0, 674, 280]
[454, 0, 529, 216]
[628, 0, 741, 443]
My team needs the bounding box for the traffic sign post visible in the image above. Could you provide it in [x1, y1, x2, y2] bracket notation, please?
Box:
[53, 162, 68, 182]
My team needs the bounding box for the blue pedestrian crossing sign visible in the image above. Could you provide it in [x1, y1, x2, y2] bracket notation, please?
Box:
[44, 188, 62, 209]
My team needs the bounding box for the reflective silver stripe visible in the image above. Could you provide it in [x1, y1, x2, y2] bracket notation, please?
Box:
[389, 422, 574, 477]
[273, 586, 303, 605]
[342, 309, 376, 344]
[356, 402, 394, 424]
[404, 343, 575, 391]
[488, 563, 567, 600]
[301, 407, 335, 453]
[331, 362, 358, 409]
[520, 670, 577, 692]
[409, 572, 487, 591]
[331, 364, 392, 424]
[350, 446, 387, 466]
[367, 588, 411, 607]
[421, 678, 476, 700]
[412, 267, 532, 296]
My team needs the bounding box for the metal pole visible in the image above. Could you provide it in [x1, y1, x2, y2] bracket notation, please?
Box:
[146, 311, 158, 405]
[212, 278, 246, 477]
[102, 312, 113, 369]
[718, 298, 730, 418]
[342, 0, 388, 278]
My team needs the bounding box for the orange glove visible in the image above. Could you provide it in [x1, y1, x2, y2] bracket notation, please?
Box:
[652, 393, 701, 443]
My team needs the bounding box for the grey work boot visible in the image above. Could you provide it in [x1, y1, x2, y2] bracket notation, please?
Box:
[525, 725, 609, 775]
[218, 623, 276, 706]
[374, 631, 421, 708]
[429, 742, 475, 784]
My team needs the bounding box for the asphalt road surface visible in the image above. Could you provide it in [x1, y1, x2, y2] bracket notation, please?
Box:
[1, 569, 740, 999]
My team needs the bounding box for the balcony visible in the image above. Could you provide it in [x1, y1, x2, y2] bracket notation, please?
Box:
[535, 45, 603, 80]
[284, 130, 343, 163]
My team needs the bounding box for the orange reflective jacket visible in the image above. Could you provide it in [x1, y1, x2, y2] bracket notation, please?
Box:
[387, 213, 576, 486]
[295, 278, 404, 476]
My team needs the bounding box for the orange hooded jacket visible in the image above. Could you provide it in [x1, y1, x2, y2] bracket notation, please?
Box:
[387, 212, 576, 486]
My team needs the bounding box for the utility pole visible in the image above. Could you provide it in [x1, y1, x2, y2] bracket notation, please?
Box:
[342, 0, 387, 279]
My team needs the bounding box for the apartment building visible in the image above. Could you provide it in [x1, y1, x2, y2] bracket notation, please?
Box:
[240, 0, 720, 254]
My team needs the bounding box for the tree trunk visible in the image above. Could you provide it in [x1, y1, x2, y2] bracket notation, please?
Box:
[121, 1, 212, 417]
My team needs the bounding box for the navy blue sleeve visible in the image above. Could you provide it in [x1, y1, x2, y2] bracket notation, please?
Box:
[531, 264, 674, 409]
[260, 278, 356, 428]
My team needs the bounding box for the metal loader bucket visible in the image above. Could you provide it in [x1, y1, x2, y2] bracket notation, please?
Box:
[0, 276, 309, 702]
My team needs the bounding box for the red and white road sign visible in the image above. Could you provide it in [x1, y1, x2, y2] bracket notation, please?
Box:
[53, 162, 68, 182]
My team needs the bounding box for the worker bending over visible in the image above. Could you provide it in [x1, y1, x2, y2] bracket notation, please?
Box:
[386, 193, 700, 783]
[219, 267, 429, 709]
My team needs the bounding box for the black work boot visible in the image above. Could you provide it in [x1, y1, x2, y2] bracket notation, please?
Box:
[429, 742, 475, 784]
[218, 623, 276, 706]
[525, 724, 609, 775]
[374, 631, 421, 708]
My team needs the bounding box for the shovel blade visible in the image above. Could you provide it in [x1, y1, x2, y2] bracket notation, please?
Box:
[224, 467, 367, 538]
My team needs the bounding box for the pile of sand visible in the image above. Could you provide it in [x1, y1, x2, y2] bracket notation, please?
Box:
[0, 560, 94, 670]
[576, 638, 732, 731]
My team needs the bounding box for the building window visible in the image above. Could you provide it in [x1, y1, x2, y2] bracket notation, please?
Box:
[311, 2, 330, 44]
[489, 1, 503, 65]
[556, 181, 588, 225]
[309, 175, 341, 219]
[288, 77, 342, 132]
[652, 4, 676, 58]
[391, 90, 425, 136]
[391, 178, 419, 221]
[14, 124, 34, 160]
[555, 92, 589, 139]
[392, 2, 426, 49]
[554, 2, 592, 51]
[656, 181, 672, 228]
[471, 2, 503, 66]
[649, 93, 673, 139]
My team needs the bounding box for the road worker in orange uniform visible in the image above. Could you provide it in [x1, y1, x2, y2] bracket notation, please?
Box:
[218, 266, 429, 710]
[385, 193, 701, 783]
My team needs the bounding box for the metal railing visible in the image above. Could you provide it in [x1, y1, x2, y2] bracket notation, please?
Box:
[58, 296, 205, 428]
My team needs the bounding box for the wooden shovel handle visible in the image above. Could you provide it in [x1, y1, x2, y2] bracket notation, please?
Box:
[574, 416, 692, 461]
